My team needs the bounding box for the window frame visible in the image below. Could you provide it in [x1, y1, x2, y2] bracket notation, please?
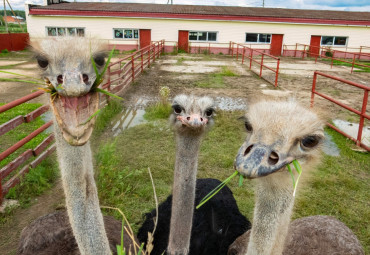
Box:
[188, 31, 218, 42]
[46, 26, 85, 37]
[113, 28, 140, 40]
[320, 36, 348, 47]
[245, 33, 272, 44]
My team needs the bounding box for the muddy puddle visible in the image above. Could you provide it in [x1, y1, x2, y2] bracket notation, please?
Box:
[322, 132, 340, 156]
[333, 119, 370, 147]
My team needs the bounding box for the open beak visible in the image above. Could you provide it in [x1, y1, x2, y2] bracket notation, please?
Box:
[49, 78, 99, 146]
[234, 143, 294, 179]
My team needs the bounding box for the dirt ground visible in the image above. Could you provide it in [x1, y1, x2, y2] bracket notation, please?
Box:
[0, 52, 369, 254]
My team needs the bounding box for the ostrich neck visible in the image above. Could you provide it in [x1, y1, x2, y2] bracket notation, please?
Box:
[54, 121, 111, 255]
[246, 172, 294, 255]
[167, 134, 203, 255]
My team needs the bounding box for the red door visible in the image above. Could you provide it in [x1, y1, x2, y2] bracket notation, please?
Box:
[178, 30, 189, 53]
[139, 29, 151, 49]
[309, 35, 321, 57]
[270, 34, 284, 56]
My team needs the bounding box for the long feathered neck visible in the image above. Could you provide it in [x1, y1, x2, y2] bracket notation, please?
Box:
[167, 133, 203, 255]
[246, 172, 294, 255]
[53, 120, 111, 255]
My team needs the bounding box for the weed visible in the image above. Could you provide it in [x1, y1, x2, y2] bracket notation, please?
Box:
[94, 99, 123, 135]
[176, 57, 185, 65]
[1, 49, 9, 54]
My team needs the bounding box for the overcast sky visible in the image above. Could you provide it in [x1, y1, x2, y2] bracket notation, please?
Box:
[3, 0, 370, 12]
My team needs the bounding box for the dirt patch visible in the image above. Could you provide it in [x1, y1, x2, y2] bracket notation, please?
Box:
[0, 181, 65, 255]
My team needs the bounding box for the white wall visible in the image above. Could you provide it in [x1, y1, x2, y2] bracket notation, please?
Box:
[25, 11, 370, 51]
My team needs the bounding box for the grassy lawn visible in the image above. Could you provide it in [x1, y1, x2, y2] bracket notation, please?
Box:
[321, 58, 370, 72]
[0, 24, 26, 34]
[93, 107, 369, 253]
[195, 66, 238, 88]
[0, 103, 59, 219]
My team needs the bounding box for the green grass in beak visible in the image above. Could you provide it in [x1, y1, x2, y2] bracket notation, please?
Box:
[196, 170, 239, 209]
[287, 159, 303, 197]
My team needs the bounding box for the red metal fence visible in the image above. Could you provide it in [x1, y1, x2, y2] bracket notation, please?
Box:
[102, 40, 165, 95]
[311, 71, 369, 151]
[0, 40, 165, 205]
[0, 90, 55, 205]
[229, 41, 280, 87]
[283, 44, 370, 73]
[0, 33, 29, 52]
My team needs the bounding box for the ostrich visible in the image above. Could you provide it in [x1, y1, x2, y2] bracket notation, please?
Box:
[227, 99, 364, 255]
[138, 178, 251, 255]
[137, 95, 251, 255]
[17, 37, 137, 255]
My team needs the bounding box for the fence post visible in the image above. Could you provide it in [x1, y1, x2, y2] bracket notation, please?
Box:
[294, 43, 297, 58]
[141, 50, 143, 72]
[231, 42, 234, 57]
[106, 65, 111, 102]
[148, 45, 151, 67]
[153, 44, 156, 62]
[359, 46, 362, 60]
[357, 90, 368, 146]
[131, 55, 135, 82]
[311, 72, 317, 108]
[208, 43, 211, 54]
[236, 44, 239, 61]
[260, 54, 264, 77]
[302, 45, 306, 59]
[229, 41, 231, 55]
[331, 51, 335, 68]
[250, 49, 253, 70]
[242, 47, 245, 64]
[275, 58, 280, 87]
[351, 54, 355, 74]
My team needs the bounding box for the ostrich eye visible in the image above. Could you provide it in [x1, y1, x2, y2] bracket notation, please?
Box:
[172, 105, 182, 114]
[301, 136, 321, 149]
[244, 121, 253, 132]
[93, 55, 105, 67]
[205, 108, 214, 117]
[36, 56, 49, 69]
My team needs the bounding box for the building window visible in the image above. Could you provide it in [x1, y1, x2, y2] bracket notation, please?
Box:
[246, 33, 271, 43]
[189, 31, 217, 42]
[114, 29, 139, 39]
[321, 36, 347, 46]
[46, 27, 84, 37]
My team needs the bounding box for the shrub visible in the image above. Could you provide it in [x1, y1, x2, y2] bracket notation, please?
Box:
[1, 49, 9, 54]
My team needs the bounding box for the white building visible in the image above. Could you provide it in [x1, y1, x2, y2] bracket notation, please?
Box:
[25, 1, 370, 56]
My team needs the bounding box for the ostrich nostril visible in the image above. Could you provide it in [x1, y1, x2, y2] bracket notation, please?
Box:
[200, 117, 203, 122]
[82, 74, 89, 85]
[268, 151, 279, 165]
[57, 75, 63, 85]
[187, 117, 190, 121]
[244, 145, 253, 156]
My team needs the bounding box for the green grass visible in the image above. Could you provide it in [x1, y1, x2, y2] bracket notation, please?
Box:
[196, 67, 238, 88]
[94, 112, 369, 253]
[321, 58, 370, 72]
[0, 24, 27, 34]
[143, 103, 172, 121]
[0, 103, 50, 169]
[0, 103, 59, 222]
[94, 99, 123, 135]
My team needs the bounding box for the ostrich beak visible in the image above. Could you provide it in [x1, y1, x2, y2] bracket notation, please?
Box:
[50, 90, 99, 146]
[234, 143, 294, 179]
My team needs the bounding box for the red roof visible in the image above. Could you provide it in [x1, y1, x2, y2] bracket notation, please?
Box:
[29, 2, 370, 25]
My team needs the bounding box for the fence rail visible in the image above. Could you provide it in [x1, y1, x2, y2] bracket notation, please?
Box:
[102, 40, 165, 96]
[311, 71, 369, 151]
[229, 41, 280, 87]
[0, 40, 165, 205]
[283, 43, 370, 73]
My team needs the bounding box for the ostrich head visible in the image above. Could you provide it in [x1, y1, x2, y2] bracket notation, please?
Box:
[234, 100, 324, 179]
[31, 37, 107, 146]
[169, 94, 215, 135]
